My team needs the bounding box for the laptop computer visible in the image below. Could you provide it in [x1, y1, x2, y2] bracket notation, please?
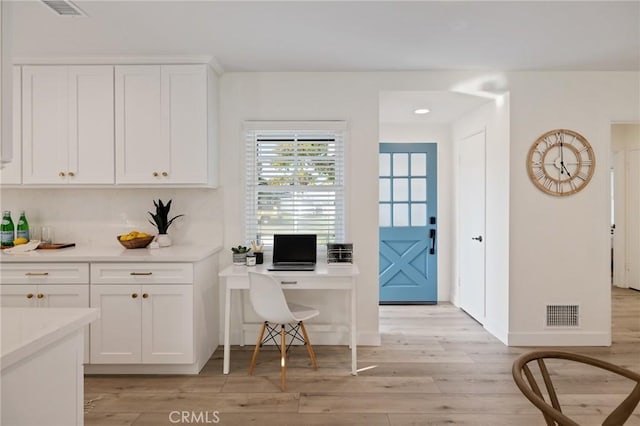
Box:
[268, 234, 317, 271]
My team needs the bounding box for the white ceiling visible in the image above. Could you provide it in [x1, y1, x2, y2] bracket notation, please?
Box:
[10, 1, 638, 126]
[11, 1, 640, 72]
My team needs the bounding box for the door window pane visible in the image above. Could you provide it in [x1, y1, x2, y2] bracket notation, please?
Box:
[411, 203, 427, 226]
[393, 204, 409, 227]
[393, 153, 409, 176]
[411, 178, 427, 201]
[379, 153, 391, 177]
[379, 178, 391, 202]
[379, 204, 391, 227]
[411, 153, 427, 176]
[393, 178, 409, 202]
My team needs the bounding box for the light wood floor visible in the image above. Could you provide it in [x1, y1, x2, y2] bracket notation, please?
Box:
[85, 287, 640, 425]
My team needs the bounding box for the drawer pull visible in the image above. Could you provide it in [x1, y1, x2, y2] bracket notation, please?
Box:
[26, 293, 34, 299]
[36, 293, 45, 299]
[130, 272, 153, 276]
[25, 272, 49, 276]
[142, 293, 149, 299]
[131, 293, 138, 299]
[281, 281, 298, 285]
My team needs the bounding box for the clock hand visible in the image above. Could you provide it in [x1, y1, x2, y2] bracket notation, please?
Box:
[561, 163, 572, 177]
[559, 136, 565, 175]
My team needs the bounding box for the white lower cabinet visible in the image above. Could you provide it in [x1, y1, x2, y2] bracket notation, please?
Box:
[0, 263, 90, 363]
[90, 263, 194, 365]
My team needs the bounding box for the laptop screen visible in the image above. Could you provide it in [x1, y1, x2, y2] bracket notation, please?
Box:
[272, 234, 317, 264]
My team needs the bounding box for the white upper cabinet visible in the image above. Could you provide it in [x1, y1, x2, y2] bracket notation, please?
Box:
[0, 66, 22, 184]
[22, 65, 114, 184]
[115, 64, 210, 185]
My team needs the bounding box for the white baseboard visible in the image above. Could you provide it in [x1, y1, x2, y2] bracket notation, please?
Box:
[507, 331, 611, 347]
[85, 363, 202, 375]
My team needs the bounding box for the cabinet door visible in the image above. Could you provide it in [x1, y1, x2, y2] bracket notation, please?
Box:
[162, 65, 208, 184]
[115, 65, 167, 184]
[90, 284, 141, 364]
[39, 284, 90, 363]
[0, 284, 38, 307]
[141, 284, 193, 363]
[0, 66, 22, 184]
[22, 66, 69, 184]
[37, 284, 88, 308]
[68, 66, 114, 184]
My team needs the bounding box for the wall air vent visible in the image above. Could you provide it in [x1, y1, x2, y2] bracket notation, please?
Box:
[546, 304, 580, 327]
[40, 0, 87, 17]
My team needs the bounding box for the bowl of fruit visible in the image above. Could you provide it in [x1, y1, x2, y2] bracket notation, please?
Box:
[117, 231, 155, 249]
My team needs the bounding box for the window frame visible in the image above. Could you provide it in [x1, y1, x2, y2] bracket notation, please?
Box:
[244, 121, 347, 251]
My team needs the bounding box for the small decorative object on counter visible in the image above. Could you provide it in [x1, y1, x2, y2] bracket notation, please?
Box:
[1, 211, 15, 248]
[327, 243, 353, 265]
[148, 199, 184, 247]
[231, 245, 250, 265]
[17, 211, 30, 241]
[251, 240, 264, 264]
[246, 254, 256, 266]
[117, 231, 154, 249]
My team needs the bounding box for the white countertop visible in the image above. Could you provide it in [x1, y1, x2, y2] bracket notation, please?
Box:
[1, 307, 100, 370]
[0, 244, 222, 263]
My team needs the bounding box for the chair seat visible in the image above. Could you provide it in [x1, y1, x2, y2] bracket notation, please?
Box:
[288, 302, 320, 322]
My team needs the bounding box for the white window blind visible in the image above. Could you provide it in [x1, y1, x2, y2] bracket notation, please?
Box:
[245, 122, 346, 248]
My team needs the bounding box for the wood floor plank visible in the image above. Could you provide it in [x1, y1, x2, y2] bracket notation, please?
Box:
[133, 412, 391, 426]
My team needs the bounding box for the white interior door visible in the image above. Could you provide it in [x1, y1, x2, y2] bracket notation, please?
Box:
[628, 148, 640, 290]
[458, 131, 486, 323]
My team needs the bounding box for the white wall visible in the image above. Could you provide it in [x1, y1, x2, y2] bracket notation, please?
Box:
[508, 72, 639, 346]
[452, 95, 511, 344]
[220, 71, 639, 347]
[379, 121, 453, 302]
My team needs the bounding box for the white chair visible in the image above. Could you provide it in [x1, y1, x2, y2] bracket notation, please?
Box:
[247, 271, 319, 391]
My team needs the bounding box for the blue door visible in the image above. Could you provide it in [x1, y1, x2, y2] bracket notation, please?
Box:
[379, 143, 437, 304]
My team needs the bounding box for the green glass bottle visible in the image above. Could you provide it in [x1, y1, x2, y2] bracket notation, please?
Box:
[1, 211, 15, 248]
[17, 211, 30, 241]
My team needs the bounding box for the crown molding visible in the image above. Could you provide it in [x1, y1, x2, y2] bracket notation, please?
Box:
[14, 55, 225, 73]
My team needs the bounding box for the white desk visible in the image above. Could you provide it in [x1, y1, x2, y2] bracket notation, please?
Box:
[219, 263, 359, 375]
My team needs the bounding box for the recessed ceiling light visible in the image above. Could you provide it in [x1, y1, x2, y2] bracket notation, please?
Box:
[414, 108, 430, 115]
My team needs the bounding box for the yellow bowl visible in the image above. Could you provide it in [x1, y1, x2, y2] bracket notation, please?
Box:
[117, 235, 155, 249]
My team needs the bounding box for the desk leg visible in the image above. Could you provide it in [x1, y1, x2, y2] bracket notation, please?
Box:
[351, 281, 357, 376]
[223, 286, 231, 375]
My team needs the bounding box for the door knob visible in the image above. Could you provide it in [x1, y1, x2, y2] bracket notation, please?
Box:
[472, 235, 483, 242]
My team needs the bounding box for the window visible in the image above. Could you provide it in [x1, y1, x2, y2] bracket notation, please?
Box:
[245, 121, 346, 249]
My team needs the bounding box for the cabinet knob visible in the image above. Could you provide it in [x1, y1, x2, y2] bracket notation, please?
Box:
[68, 171, 75, 177]
[161, 172, 168, 177]
[59, 171, 66, 177]
[131, 293, 138, 299]
[26, 293, 34, 299]
[36, 293, 45, 299]
[152, 172, 159, 177]
[142, 293, 149, 299]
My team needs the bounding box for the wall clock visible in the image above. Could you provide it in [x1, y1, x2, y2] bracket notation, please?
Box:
[527, 129, 595, 196]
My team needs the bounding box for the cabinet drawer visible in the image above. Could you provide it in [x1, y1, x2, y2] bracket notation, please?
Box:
[0, 263, 89, 284]
[91, 263, 193, 284]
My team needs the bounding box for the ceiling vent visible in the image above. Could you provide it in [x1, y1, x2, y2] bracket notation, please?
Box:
[40, 0, 87, 17]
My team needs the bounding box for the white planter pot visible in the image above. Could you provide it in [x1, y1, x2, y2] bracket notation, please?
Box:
[232, 253, 247, 265]
[156, 234, 171, 247]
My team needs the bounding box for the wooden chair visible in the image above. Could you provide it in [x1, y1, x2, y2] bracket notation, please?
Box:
[512, 350, 640, 426]
[247, 272, 319, 391]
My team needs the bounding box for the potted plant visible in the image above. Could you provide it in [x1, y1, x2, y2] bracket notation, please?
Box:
[231, 245, 250, 265]
[148, 199, 184, 247]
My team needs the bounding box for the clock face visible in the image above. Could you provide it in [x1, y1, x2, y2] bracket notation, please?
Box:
[527, 129, 595, 196]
